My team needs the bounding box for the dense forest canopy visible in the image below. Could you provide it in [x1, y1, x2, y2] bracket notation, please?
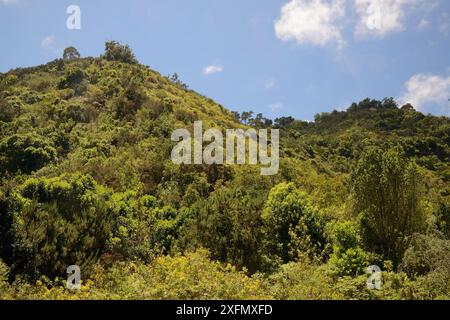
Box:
[0, 42, 449, 300]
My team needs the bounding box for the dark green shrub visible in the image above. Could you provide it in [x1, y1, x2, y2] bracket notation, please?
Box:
[102, 41, 137, 64]
[0, 133, 57, 174]
[8, 174, 115, 278]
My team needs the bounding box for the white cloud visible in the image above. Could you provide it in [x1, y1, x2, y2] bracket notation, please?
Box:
[274, 0, 346, 48]
[203, 65, 223, 75]
[354, 0, 435, 38]
[41, 36, 56, 48]
[269, 102, 283, 112]
[274, 0, 441, 47]
[40, 36, 63, 56]
[354, 0, 406, 38]
[274, 0, 440, 46]
[399, 73, 450, 115]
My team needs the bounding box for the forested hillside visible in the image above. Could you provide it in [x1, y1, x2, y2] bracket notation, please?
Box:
[0, 42, 449, 300]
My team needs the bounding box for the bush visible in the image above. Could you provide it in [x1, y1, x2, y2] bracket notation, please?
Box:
[400, 233, 450, 277]
[0, 259, 9, 285]
[410, 270, 450, 300]
[0, 185, 14, 264]
[102, 41, 138, 64]
[329, 247, 368, 277]
[108, 192, 156, 261]
[185, 186, 266, 272]
[0, 96, 22, 122]
[262, 183, 327, 263]
[267, 258, 338, 300]
[112, 73, 147, 120]
[93, 250, 270, 300]
[0, 259, 11, 299]
[0, 133, 57, 174]
[109, 192, 185, 260]
[328, 221, 368, 277]
[3, 250, 271, 300]
[58, 67, 86, 96]
[8, 174, 115, 278]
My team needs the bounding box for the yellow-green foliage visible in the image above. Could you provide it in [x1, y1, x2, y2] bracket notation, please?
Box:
[0, 259, 9, 292]
[266, 258, 339, 300]
[0, 250, 270, 300]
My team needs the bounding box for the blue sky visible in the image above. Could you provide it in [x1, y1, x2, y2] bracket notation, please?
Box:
[1, 0, 449, 120]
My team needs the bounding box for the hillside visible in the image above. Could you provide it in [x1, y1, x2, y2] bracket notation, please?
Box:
[0, 42, 449, 300]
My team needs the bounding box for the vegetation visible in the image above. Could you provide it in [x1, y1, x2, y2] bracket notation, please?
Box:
[0, 43, 449, 300]
[63, 47, 81, 61]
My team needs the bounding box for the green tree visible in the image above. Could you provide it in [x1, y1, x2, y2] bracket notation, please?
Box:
[262, 183, 327, 264]
[102, 41, 137, 64]
[352, 147, 426, 266]
[113, 72, 147, 120]
[0, 133, 57, 174]
[274, 116, 295, 128]
[62, 46, 80, 61]
[185, 186, 266, 272]
[58, 67, 86, 96]
[168, 73, 188, 89]
[400, 233, 450, 277]
[0, 96, 22, 122]
[436, 201, 450, 239]
[240, 111, 254, 125]
[0, 185, 14, 265]
[7, 174, 115, 278]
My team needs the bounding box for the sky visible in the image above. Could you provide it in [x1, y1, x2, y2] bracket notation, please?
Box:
[1, 0, 449, 120]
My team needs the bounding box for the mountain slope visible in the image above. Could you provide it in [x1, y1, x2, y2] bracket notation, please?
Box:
[0, 44, 449, 300]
